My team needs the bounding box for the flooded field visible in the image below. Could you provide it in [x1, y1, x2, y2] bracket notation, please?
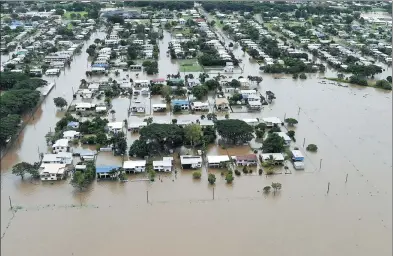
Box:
[1, 28, 392, 256]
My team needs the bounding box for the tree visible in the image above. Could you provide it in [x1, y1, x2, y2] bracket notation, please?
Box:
[271, 182, 282, 194]
[216, 119, 254, 144]
[299, 73, 307, 79]
[375, 80, 392, 90]
[225, 172, 234, 183]
[192, 171, 202, 179]
[110, 132, 127, 156]
[184, 124, 202, 146]
[204, 79, 219, 91]
[129, 139, 149, 158]
[54, 97, 67, 109]
[284, 118, 298, 126]
[287, 130, 295, 140]
[387, 76, 392, 83]
[263, 186, 271, 193]
[230, 79, 241, 88]
[306, 144, 318, 152]
[337, 73, 344, 80]
[173, 105, 182, 113]
[144, 117, 153, 125]
[70, 171, 89, 191]
[262, 133, 285, 153]
[12, 162, 37, 179]
[148, 167, 156, 181]
[55, 9, 64, 15]
[110, 109, 116, 120]
[208, 173, 216, 185]
[191, 85, 208, 100]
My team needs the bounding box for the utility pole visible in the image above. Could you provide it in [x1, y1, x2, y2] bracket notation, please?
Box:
[284, 113, 286, 121]
[319, 159, 322, 170]
[327, 182, 330, 194]
[212, 187, 215, 200]
[297, 107, 301, 115]
[146, 191, 149, 203]
[9, 196, 12, 209]
[303, 138, 306, 148]
[345, 174, 348, 183]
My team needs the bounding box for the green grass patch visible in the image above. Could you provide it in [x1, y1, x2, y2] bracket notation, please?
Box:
[178, 59, 203, 72]
[67, 23, 73, 29]
[63, 11, 88, 20]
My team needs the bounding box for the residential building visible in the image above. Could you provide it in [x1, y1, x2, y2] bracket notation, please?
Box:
[41, 152, 73, 165]
[262, 117, 282, 127]
[107, 122, 123, 133]
[180, 155, 202, 169]
[233, 154, 257, 166]
[39, 163, 67, 181]
[63, 130, 80, 140]
[275, 132, 292, 146]
[172, 99, 190, 110]
[152, 103, 167, 112]
[191, 102, 209, 111]
[123, 160, 146, 173]
[215, 98, 230, 111]
[52, 139, 69, 154]
[96, 165, 121, 179]
[153, 157, 173, 172]
[207, 155, 230, 168]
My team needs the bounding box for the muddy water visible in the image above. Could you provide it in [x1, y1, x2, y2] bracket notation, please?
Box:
[1, 22, 392, 256]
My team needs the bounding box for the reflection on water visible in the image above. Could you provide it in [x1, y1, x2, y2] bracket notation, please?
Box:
[0, 27, 392, 256]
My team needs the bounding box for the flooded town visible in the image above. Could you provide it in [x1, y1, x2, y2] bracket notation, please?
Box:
[0, 1, 392, 255]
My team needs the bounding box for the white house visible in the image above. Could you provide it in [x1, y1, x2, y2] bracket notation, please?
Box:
[41, 152, 73, 165]
[152, 103, 167, 112]
[52, 139, 69, 154]
[207, 155, 230, 168]
[262, 117, 282, 127]
[232, 154, 257, 166]
[107, 122, 123, 133]
[39, 163, 67, 181]
[134, 80, 150, 87]
[75, 102, 95, 112]
[180, 155, 202, 169]
[261, 153, 285, 164]
[128, 122, 147, 133]
[63, 130, 80, 140]
[191, 102, 209, 111]
[123, 160, 147, 173]
[153, 157, 173, 172]
[248, 100, 262, 110]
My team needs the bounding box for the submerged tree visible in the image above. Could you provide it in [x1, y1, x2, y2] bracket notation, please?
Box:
[54, 97, 68, 109]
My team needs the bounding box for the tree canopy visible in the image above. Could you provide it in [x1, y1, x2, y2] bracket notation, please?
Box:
[261, 133, 285, 153]
[216, 119, 254, 144]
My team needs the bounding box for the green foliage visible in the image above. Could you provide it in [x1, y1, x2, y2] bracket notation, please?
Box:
[284, 118, 298, 126]
[202, 126, 217, 144]
[129, 139, 149, 158]
[148, 167, 156, 181]
[263, 186, 271, 193]
[299, 73, 307, 79]
[192, 171, 202, 179]
[0, 114, 20, 147]
[184, 124, 202, 146]
[0, 72, 29, 90]
[271, 182, 282, 193]
[242, 166, 248, 174]
[12, 162, 38, 179]
[173, 105, 182, 113]
[208, 173, 216, 185]
[216, 119, 254, 144]
[262, 133, 285, 153]
[191, 85, 208, 100]
[204, 79, 219, 91]
[375, 80, 392, 90]
[349, 75, 368, 86]
[54, 97, 68, 109]
[234, 169, 241, 176]
[225, 172, 234, 183]
[306, 144, 318, 152]
[79, 117, 109, 135]
[109, 132, 127, 156]
[287, 130, 295, 140]
[230, 79, 241, 88]
[142, 60, 158, 75]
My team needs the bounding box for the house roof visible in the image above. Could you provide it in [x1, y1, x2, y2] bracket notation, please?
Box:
[96, 166, 121, 173]
[261, 153, 284, 161]
[207, 155, 230, 164]
[123, 160, 146, 169]
[275, 132, 291, 141]
[215, 98, 229, 105]
[107, 122, 123, 130]
[63, 130, 80, 138]
[291, 150, 304, 158]
[39, 164, 66, 174]
[235, 154, 257, 161]
[53, 139, 69, 148]
[128, 122, 147, 129]
[262, 117, 282, 124]
[180, 155, 202, 165]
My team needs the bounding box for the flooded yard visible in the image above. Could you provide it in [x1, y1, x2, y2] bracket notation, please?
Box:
[1, 10, 392, 256]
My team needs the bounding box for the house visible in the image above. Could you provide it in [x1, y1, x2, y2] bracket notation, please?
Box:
[238, 78, 250, 88]
[200, 120, 214, 127]
[107, 122, 123, 133]
[233, 154, 257, 166]
[41, 152, 73, 165]
[39, 163, 67, 181]
[134, 80, 149, 87]
[180, 155, 202, 169]
[123, 160, 146, 173]
[63, 130, 80, 140]
[172, 99, 190, 110]
[128, 122, 147, 133]
[152, 103, 167, 112]
[96, 165, 121, 179]
[75, 102, 95, 112]
[187, 78, 201, 87]
[261, 153, 285, 164]
[248, 100, 262, 110]
[80, 89, 93, 99]
[293, 161, 305, 170]
[153, 157, 173, 172]
[239, 89, 257, 98]
[207, 155, 230, 168]
[191, 102, 209, 111]
[275, 132, 291, 146]
[52, 139, 69, 154]
[242, 118, 259, 126]
[292, 150, 304, 162]
[130, 102, 145, 113]
[262, 117, 282, 127]
[67, 121, 79, 129]
[215, 98, 230, 111]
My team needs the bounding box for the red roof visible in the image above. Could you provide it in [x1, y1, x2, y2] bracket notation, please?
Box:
[151, 78, 166, 83]
[195, 18, 205, 22]
[236, 154, 257, 161]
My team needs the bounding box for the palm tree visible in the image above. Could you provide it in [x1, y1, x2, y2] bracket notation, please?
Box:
[110, 109, 116, 120]
[80, 79, 87, 87]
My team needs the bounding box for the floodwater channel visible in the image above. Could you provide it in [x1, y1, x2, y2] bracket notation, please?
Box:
[1, 23, 392, 255]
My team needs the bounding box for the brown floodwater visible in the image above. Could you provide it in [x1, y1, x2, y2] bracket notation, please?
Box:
[1, 22, 392, 256]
